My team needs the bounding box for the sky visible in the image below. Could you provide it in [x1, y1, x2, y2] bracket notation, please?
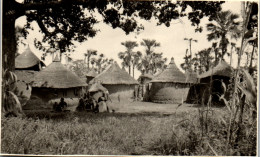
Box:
[15, 1, 250, 79]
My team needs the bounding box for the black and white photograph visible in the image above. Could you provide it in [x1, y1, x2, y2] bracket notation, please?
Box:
[1, 0, 258, 156]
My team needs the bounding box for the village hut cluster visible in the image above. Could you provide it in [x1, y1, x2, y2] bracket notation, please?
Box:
[14, 47, 233, 113]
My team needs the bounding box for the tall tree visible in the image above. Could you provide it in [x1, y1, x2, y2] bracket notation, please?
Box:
[3, 1, 223, 72]
[184, 37, 197, 63]
[207, 10, 241, 60]
[132, 51, 142, 78]
[180, 49, 191, 72]
[84, 49, 97, 70]
[95, 53, 107, 74]
[140, 39, 160, 55]
[2, 0, 224, 115]
[211, 42, 220, 66]
[118, 41, 138, 75]
[138, 39, 167, 74]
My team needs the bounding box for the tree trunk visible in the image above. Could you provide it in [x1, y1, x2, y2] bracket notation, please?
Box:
[128, 65, 131, 75]
[215, 50, 218, 66]
[249, 44, 255, 74]
[3, 12, 16, 72]
[230, 47, 233, 66]
[133, 65, 135, 78]
[87, 57, 90, 70]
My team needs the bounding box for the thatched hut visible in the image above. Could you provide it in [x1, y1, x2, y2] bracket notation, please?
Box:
[185, 70, 200, 104]
[31, 56, 87, 110]
[15, 46, 45, 71]
[198, 60, 233, 104]
[14, 46, 45, 108]
[148, 58, 191, 103]
[90, 62, 139, 102]
[192, 60, 233, 105]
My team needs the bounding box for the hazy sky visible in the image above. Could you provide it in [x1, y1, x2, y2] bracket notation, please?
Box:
[16, 1, 249, 79]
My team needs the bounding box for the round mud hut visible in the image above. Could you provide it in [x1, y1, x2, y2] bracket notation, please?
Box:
[185, 70, 200, 104]
[14, 46, 45, 109]
[31, 56, 87, 110]
[196, 60, 233, 105]
[15, 46, 45, 71]
[148, 57, 191, 104]
[90, 62, 139, 102]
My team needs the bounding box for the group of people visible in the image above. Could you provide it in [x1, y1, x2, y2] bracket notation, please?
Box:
[53, 98, 68, 112]
[52, 91, 111, 113]
[76, 91, 111, 113]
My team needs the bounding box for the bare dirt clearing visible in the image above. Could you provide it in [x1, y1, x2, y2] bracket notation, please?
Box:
[108, 101, 219, 114]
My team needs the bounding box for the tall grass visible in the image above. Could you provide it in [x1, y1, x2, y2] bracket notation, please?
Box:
[1, 109, 256, 155]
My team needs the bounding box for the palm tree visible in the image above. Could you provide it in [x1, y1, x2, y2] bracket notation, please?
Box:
[211, 42, 220, 66]
[207, 10, 241, 60]
[84, 49, 97, 70]
[90, 58, 96, 69]
[180, 49, 191, 72]
[138, 39, 167, 75]
[140, 39, 160, 55]
[95, 53, 105, 74]
[132, 51, 142, 78]
[118, 41, 138, 75]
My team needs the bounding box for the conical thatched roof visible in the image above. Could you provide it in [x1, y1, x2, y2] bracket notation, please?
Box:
[15, 70, 38, 83]
[139, 73, 154, 79]
[150, 58, 187, 83]
[198, 60, 233, 78]
[88, 82, 108, 93]
[185, 70, 198, 84]
[86, 69, 98, 77]
[90, 62, 139, 85]
[33, 56, 87, 88]
[15, 46, 45, 69]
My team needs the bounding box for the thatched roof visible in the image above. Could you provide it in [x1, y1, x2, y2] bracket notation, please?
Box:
[15, 70, 38, 83]
[198, 60, 233, 78]
[88, 83, 108, 93]
[185, 70, 198, 84]
[15, 46, 45, 69]
[90, 62, 139, 85]
[139, 73, 154, 79]
[33, 56, 87, 88]
[150, 58, 187, 83]
[86, 69, 98, 77]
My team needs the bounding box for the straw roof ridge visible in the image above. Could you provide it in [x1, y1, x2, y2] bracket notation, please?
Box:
[150, 58, 187, 83]
[33, 61, 87, 88]
[90, 62, 139, 85]
[198, 60, 233, 78]
[15, 46, 45, 69]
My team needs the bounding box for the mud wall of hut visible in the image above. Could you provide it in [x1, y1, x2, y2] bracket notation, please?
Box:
[25, 87, 84, 111]
[103, 84, 137, 102]
[148, 82, 190, 103]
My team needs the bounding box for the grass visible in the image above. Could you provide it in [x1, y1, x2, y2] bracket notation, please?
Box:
[1, 103, 257, 155]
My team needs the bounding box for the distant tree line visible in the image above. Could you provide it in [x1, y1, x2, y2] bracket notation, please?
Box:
[118, 39, 168, 78]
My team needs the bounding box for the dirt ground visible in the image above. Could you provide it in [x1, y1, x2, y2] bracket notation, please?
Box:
[107, 101, 200, 114]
